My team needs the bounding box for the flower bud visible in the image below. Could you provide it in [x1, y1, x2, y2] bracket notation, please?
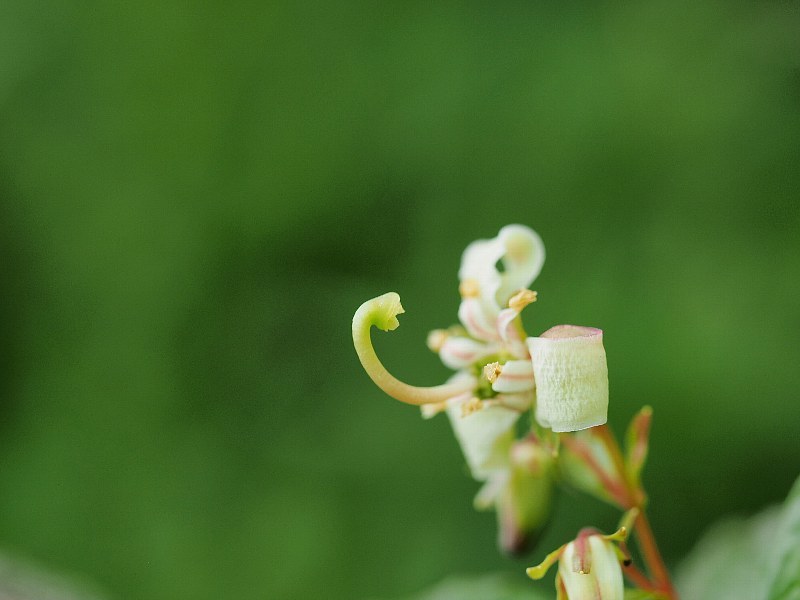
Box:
[527, 524, 628, 600]
[558, 534, 624, 600]
[527, 325, 609, 432]
[496, 438, 556, 555]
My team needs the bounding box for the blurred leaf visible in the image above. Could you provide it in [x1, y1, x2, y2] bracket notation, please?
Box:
[0, 550, 107, 600]
[390, 572, 548, 600]
[676, 475, 800, 599]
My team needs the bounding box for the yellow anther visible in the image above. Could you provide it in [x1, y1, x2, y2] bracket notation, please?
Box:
[461, 397, 484, 417]
[483, 361, 503, 384]
[508, 289, 537, 312]
[459, 278, 480, 299]
[426, 329, 449, 353]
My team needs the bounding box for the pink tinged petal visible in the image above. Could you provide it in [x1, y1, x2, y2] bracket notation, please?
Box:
[439, 336, 493, 370]
[458, 297, 500, 342]
[497, 307, 522, 343]
[446, 401, 520, 480]
[495, 392, 533, 412]
[527, 325, 609, 433]
[491, 360, 535, 393]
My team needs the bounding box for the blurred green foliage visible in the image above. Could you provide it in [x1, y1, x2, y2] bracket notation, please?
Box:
[1, 1, 799, 599]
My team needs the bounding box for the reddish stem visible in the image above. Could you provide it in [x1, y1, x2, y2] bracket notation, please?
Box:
[634, 511, 677, 598]
[575, 424, 679, 599]
[622, 561, 655, 592]
[560, 435, 629, 507]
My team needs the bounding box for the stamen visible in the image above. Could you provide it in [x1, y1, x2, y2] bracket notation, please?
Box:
[352, 293, 475, 406]
[461, 397, 484, 416]
[426, 329, 448, 353]
[483, 361, 502, 383]
[508, 289, 538, 312]
[459, 278, 480, 298]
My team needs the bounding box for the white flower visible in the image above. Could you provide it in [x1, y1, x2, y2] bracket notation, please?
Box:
[423, 226, 544, 479]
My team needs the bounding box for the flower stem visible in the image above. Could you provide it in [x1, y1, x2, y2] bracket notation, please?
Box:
[633, 510, 677, 598]
[589, 424, 678, 599]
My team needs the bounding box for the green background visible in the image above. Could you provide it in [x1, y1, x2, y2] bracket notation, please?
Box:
[1, 1, 799, 598]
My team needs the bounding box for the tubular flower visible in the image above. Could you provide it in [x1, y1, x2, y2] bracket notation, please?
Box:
[527, 325, 609, 432]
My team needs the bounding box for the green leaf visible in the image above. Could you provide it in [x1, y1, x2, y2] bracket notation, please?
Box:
[676, 475, 800, 600]
[767, 476, 800, 600]
[388, 572, 549, 600]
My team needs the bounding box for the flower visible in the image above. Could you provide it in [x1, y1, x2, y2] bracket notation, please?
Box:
[421, 226, 544, 477]
[352, 224, 610, 471]
[526, 517, 633, 600]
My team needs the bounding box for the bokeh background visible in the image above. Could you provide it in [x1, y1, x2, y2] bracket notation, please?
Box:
[1, 1, 799, 599]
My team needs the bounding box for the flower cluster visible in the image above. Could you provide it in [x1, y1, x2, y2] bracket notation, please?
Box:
[352, 225, 609, 553]
[352, 224, 676, 599]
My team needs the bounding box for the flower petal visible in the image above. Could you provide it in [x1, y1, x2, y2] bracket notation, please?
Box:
[473, 470, 509, 511]
[491, 359, 535, 393]
[459, 235, 506, 304]
[459, 225, 546, 310]
[527, 325, 609, 432]
[495, 225, 546, 304]
[439, 336, 495, 370]
[446, 400, 520, 480]
[458, 297, 500, 342]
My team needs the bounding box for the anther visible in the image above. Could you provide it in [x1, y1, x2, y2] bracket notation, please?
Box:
[459, 278, 480, 299]
[483, 361, 503, 383]
[508, 289, 537, 312]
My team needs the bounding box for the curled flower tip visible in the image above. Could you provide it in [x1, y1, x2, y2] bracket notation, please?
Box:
[508, 289, 537, 312]
[352, 293, 474, 406]
[483, 361, 502, 383]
